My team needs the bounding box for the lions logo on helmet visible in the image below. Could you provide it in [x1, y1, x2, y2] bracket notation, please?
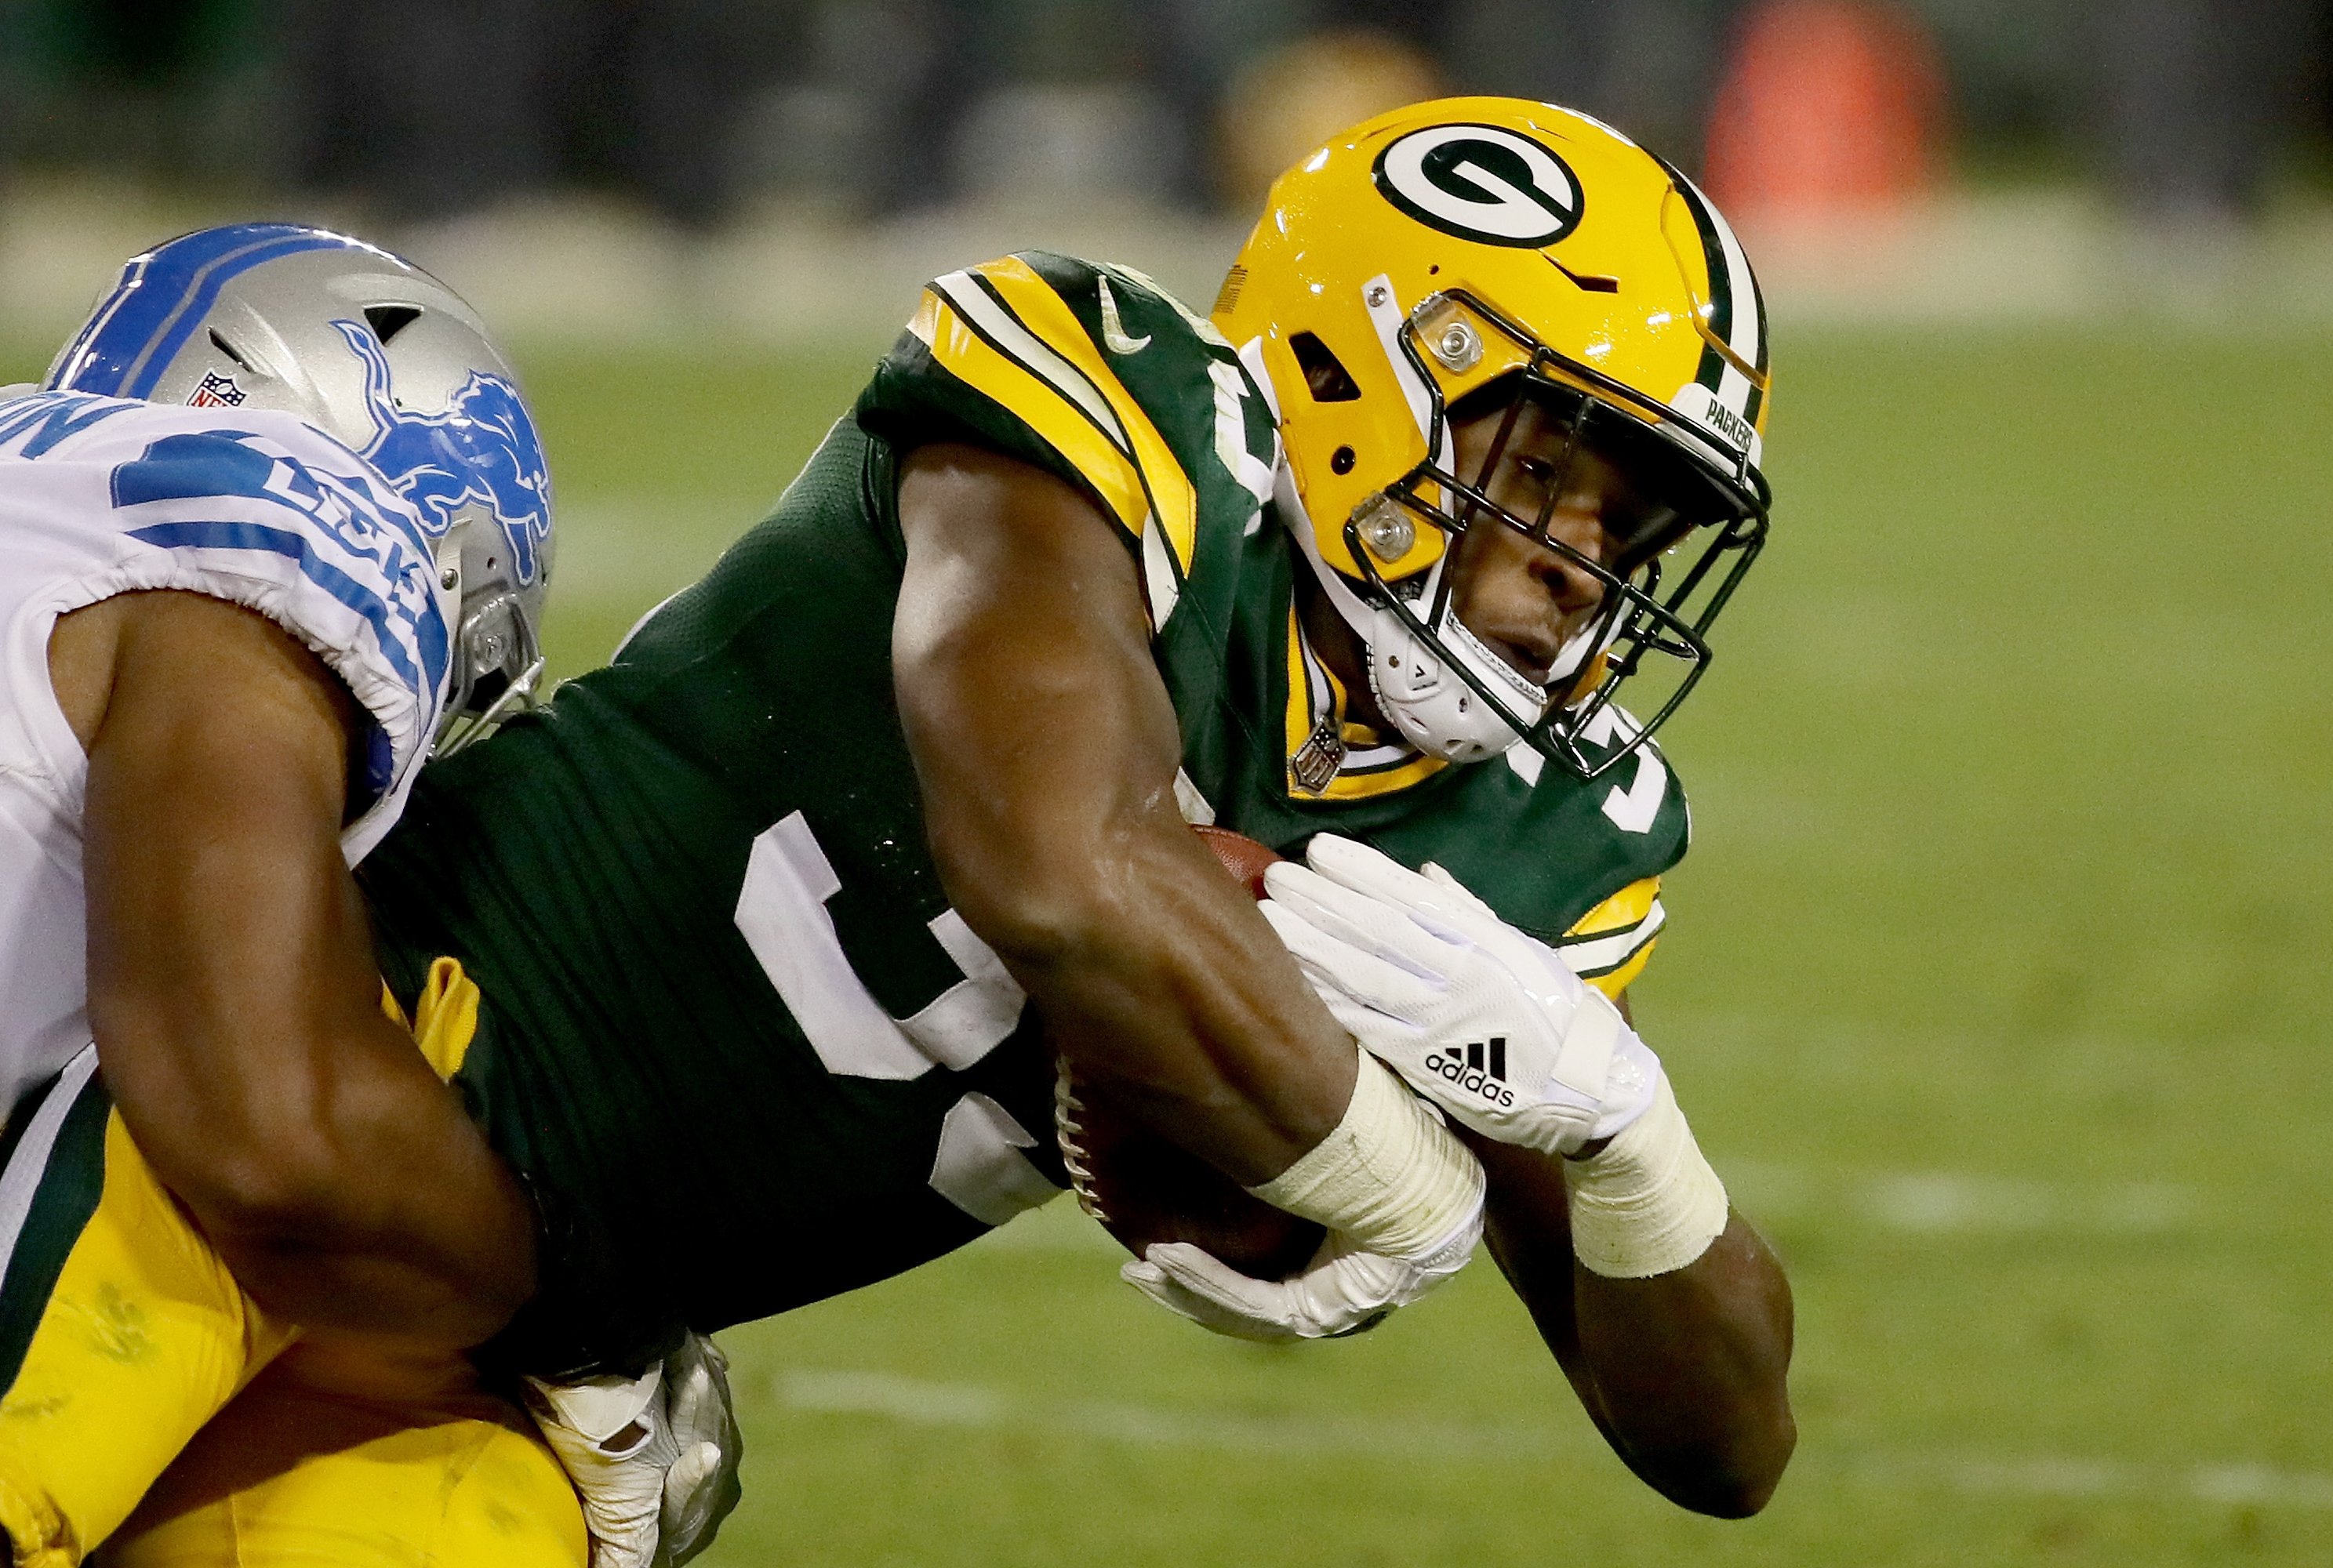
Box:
[1216, 98, 1772, 779]
[333, 318, 553, 587]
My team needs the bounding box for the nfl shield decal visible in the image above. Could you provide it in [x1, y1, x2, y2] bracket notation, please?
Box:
[187, 371, 246, 408]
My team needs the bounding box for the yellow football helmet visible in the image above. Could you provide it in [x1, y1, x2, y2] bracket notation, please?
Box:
[1213, 96, 1771, 778]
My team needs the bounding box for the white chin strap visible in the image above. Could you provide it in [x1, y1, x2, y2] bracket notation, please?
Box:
[1365, 576, 1550, 763]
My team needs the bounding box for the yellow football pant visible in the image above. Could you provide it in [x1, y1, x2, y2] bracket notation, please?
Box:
[0, 960, 584, 1568]
[100, 1335, 584, 1568]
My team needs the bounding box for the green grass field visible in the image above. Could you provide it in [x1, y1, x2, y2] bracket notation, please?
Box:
[9, 321, 2322, 1565]
[509, 325, 2333, 1566]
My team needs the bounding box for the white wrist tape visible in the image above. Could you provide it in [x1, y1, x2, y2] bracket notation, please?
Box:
[1567, 1072, 1729, 1279]
[1248, 1047, 1485, 1261]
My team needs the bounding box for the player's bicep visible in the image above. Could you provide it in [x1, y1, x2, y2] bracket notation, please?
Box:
[892, 441, 1187, 939]
[79, 591, 383, 1209]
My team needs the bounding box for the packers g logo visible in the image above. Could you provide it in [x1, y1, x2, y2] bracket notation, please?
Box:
[1372, 125, 1583, 249]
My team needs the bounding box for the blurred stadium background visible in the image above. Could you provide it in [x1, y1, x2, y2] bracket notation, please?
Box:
[5, 3, 2330, 1564]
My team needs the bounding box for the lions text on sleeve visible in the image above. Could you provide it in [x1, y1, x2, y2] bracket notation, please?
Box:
[0, 394, 452, 1109]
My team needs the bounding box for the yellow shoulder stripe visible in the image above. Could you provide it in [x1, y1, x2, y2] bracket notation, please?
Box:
[1567, 875, 1660, 936]
[1560, 876, 1666, 1000]
[1586, 945, 1653, 1000]
[908, 288, 1150, 537]
[964, 258, 1199, 577]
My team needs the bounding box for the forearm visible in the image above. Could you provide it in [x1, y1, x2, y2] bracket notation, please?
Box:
[173, 1051, 537, 1347]
[91, 816, 538, 1347]
[893, 444, 1355, 1185]
[994, 811, 1356, 1185]
[1565, 1216, 1795, 1514]
[78, 590, 536, 1347]
[1471, 1134, 1795, 1516]
[1005, 818, 1481, 1282]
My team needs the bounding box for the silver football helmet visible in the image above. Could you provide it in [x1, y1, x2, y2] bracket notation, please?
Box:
[45, 224, 554, 753]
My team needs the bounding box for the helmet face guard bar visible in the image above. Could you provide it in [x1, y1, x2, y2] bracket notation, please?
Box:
[434, 588, 548, 756]
[1342, 288, 1770, 780]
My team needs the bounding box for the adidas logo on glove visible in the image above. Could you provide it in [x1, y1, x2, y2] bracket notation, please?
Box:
[1423, 1038, 1517, 1109]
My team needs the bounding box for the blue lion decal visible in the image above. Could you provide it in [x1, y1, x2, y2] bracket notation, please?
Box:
[332, 318, 551, 585]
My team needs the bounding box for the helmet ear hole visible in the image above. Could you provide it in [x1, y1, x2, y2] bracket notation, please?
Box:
[1288, 332, 1361, 402]
[363, 304, 422, 344]
[206, 328, 256, 373]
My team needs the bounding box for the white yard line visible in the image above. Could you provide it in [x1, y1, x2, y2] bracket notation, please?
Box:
[1720, 1160, 2204, 1236]
[780, 1369, 1571, 1459]
[778, 1369, 2333, 1512]
[966, 1158, 2211, 1261]
[1841, 1451, 2333, 1512]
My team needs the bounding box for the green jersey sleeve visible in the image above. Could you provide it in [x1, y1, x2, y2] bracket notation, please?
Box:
[855, 252, 1280, 644]
[1246, 722, 1689, 992]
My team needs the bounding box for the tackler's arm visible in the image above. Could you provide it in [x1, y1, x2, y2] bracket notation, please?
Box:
[69, 589, 536, 1348]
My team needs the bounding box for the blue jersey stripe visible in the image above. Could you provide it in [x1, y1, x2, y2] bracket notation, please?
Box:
[50, 226, 368, 400]
[107, 427, 452, 695]
[0, 395, 136, 459]
[125, 518, 431, 695]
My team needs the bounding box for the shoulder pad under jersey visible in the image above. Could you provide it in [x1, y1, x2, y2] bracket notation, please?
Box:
[857, 253, 1280, 633]
[0, 393, 451, 858]
[1357, 706, 1688, 986]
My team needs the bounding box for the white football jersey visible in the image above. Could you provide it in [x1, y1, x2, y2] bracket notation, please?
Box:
[0, 393, 452, 1112]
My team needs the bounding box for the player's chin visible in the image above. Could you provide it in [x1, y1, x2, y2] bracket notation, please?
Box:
[1473, 597, 1592, 688]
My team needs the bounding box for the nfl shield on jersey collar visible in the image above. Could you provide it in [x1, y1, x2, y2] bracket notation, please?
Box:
[1283, 597, 1449, 801]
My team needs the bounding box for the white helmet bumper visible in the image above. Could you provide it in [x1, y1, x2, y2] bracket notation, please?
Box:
[1365, 599, 1546, 763]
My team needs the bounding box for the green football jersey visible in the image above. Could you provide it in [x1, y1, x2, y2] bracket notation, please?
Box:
[359, 253, 1687, 1358]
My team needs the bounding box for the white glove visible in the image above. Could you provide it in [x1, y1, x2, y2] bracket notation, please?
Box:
[1121, 1209, 1480, 1342]
[658, 1334, 744, 1564]
[1259, 835, 1662, 1156]
[525, 1332, 744, 1568]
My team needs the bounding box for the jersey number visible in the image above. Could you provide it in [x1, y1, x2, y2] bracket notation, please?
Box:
[732, 812, 1057, 1225]
[1586, 708, 1667, 833]
[1503, 708, 1669, 833]
[733, 812, 1025, 1081]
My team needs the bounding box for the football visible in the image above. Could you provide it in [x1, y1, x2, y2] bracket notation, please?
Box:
[1192, 822, 1285, 899]
[1053, 826, 1326, 1279]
